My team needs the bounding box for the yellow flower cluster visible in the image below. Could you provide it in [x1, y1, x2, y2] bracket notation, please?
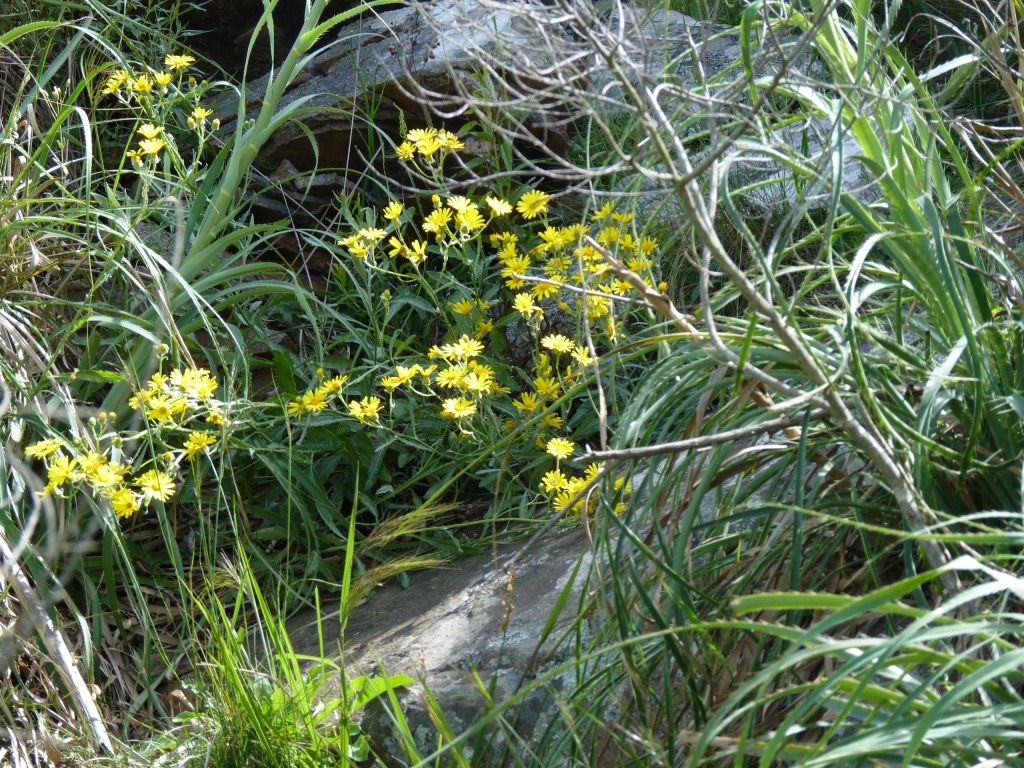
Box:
[24, 366, 226, 518]
[285, 373, 386, 427]
[99, 53, 218, 165]
[396, 127, 464, 161]
[539, 461, 630, 516]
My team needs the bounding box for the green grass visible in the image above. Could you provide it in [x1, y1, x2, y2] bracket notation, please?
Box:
[4, 0, 1024, 765]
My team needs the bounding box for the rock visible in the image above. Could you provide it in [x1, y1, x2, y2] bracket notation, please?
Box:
[283, 529, 593, 766]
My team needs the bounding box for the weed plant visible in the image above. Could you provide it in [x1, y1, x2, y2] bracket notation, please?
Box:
[5, 0, 1024, 765]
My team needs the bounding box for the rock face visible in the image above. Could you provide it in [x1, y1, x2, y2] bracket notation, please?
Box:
[283, 529, 592, 766]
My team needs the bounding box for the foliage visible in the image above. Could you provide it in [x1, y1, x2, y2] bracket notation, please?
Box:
[4, 0, 1024, 765]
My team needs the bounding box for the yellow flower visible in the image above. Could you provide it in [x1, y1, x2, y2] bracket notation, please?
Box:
[486, 196, 512, 216]
[475, 318, 494, 338]
[287, 398, 306, 417]
[449, 297, 474, 315]
[441, 398, 477, 420]
[513, 293, 541, 318]
[436, 366, 468, 389]
[139, 137, 167, 156]
[397, 141, 416, 160]
[447, 195, 475, 213]
[591, 201, 614, 220]
[354, 240, 376, 259]
[406, 128, 437, 145]
[546, 437, 575, 460]
[136, 470, 176, 502]
[164, 53, 196, 71]
[406, 240, 428, 265]
[111, 487, 141, 518]
[25, 438, 63, 459]
[302, 389, 330, 413]
[641, 237, 659, 255]
[319, 374, 348, 394]
[543, 413, 563, 430]
[145, 395, 176, 422]
[381, 365, 420, 391]
[183, 431, 217, 461]
[88, 462, 129, 490]
[611, 211, 634, 223]
[572, 345, 595, 367]
[439, 335, 484, 361]
[456, 207, 486, 231]
[47, 455, 83, 489]
[516, 189, 551, 220]
[534, 376, 561, 399]
[101, 69, 130, 96]
[540, 468, 569, 494]
[422, 208, 453, 237]
[513, 391, 540, 413]
[78, 451, 107, 476]
[415, 135, 442, 157]
[131, 74, 154, 95]
[541, 334, 575, 354]
[531, 281, 561, 301]
[438, 129, 464, 148]
[387, 236, 407, 259]
[192, 106, 213, 123]
[348, 396, 383, 425]
[358, 227, 387, 242]
[153, 71, 173, 88]
[383, 201, 404, 221]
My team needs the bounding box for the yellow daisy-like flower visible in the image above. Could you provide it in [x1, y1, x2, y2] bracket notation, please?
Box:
[183, 431, 217, 461]
[449, 297, 474, 315]
[441, 397, 477, 420]
[397, 141, 416, 160]
[348, 396, 383, 425]
[513, 293, 541, 318]
[531, 281, 561, 301]
[319, 374, 349, 394]
[164, 53, 196, 71]
[139, 137, 167, 156]
[387, 237, 407, 259]
[591, 201, 614, 220]
[516, 189, 551, 220]
[534, 376, 561, 399]
[383, 201, 404, 221]
[543, 413, 563, 430]
[131, 74, 154, 95]
[406, 240, 428, 265]
[541, 334, 575, 354]
[456, 207, 486, 231]
[572, 345, 595, 367]
[78, 451, 107, 477]
[513, 391, 540, 413]
[439, 335, 484, 361]
[101, 69, 130, 96]
[358, 227, 387, 242]
[446, 196, 475, 213]
[540, 468, 569, 495]
[136, 469, 176, 503]
[475, 318, 494, 338]
[192, 106, 213, 123]
[287, 398, 306, 417]
[137, 121, 165, 138]
[88, 462, 129, 490]
[47, 455, 82, 489]
[486, 196, 512, 216]
[153, 71, 173, 88]
[111, 487, 141, 519]
[546, 437, 575, 460]
[301, 389, 330, 413]
[436, 366, 468, 389]
[422, 208, 453, 237]
[25, 438, 63, 460]
[437, 129, 464, 149]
